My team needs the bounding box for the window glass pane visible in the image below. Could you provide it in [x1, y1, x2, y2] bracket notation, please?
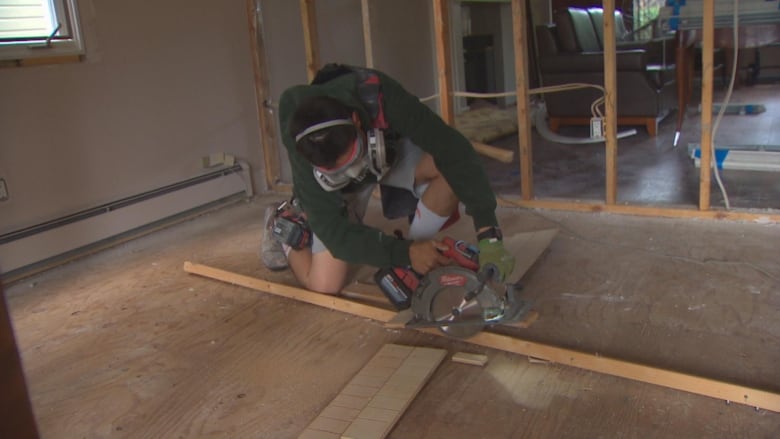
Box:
[0, 0, 56, 41]
[0, 0, 83, 62]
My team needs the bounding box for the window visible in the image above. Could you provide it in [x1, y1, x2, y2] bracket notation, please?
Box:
[0, 0, 84, 62]
[633, 0, 665, 39]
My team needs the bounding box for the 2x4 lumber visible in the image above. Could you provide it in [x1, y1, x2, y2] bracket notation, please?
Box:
[246, 0, 280, 189]
[183, 262, 780, 413]
[496, 197, 780, 223]
[511, 0, 534, 200]
[699, 0, 715, 211]
[432, 0, 454, 125]
[299, 0, 320, 82]
[471, 141, 514, 164]
[602, 0, 618, 205]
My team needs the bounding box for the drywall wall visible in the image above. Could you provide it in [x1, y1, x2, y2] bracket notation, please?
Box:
[0, 0, 262, 235]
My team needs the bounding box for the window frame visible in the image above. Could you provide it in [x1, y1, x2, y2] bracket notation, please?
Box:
[0, 0, 85, 62]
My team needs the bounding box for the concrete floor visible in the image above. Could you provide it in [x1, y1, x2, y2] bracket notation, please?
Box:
[5, 196, 780, 438]
[485, 83, 780, 210]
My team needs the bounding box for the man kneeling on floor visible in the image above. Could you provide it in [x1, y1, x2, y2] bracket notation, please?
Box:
[261, 64, 514, 294]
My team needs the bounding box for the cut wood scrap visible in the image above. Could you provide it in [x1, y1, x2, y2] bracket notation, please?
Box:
[452, 352, 489, 367]
[528, 356, 550, 365]
[184, 261, 780, 414]
[471, 141, 514, 163]
[298, 344, 446, 439]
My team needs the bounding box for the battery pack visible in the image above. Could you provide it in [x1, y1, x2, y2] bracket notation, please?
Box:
[272, 215, 311, 250]
[374, 267, 418, 310]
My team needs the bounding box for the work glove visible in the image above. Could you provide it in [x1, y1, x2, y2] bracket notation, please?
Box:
[478, 238, 515, 282]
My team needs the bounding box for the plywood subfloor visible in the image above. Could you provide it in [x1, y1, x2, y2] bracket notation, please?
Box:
[5, 196, 780, 438]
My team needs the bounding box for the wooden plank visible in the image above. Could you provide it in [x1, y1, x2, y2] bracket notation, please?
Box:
[495, 197, 780, 223]
[451, 352, 488, 367]
[510, 0, 534, 200]
[471, 141, 514, 163]
[699, 0, 715, 211]
[183, 261, 396, 322]
[503, 228, 557, 284]
[183, 264, 780, 413]
[431, 0, 454, 125]
[298, 344, 446, 439]
[246, 0, 280, 189]
[299, 0, 320, 82]
[602, 0, 618, 205]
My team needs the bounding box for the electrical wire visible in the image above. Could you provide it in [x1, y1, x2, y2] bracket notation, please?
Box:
[448, 82, 610, 120]
[709, 0, 741, 210]
[445, 83, 627, 144]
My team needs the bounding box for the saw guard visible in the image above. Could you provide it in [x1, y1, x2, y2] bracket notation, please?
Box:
[409, 267, 498, 338]
[404, 266, 534, 338]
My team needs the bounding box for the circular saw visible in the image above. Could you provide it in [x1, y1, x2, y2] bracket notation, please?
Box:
[375, 237, 533, 339]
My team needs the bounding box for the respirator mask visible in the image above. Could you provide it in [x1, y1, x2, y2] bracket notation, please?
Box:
[296, 119, 391, 192]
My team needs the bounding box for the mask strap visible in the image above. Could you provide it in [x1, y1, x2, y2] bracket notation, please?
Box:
[295, 119, 354, 143]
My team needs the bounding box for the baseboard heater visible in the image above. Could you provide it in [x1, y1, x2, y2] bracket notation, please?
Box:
[0, 162, 252, 277]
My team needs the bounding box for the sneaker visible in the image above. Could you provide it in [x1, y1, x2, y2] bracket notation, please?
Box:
[260, 205, 288, 271]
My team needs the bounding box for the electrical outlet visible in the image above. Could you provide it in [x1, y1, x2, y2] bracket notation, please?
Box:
[0, 178, 7, 201]
[590, 117, 604, 138]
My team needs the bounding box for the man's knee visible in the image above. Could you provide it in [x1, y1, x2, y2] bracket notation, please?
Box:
[304, 277, 344, 295]
[304, 252, 349, 294]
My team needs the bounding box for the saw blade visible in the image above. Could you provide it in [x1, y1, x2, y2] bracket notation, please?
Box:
[428, 284, 486, 338]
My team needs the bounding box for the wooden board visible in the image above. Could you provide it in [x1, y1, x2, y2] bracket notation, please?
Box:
[183, 262, 780, 414]
[502, 228, 557, 285]
[298, 344, 446, 439]
[451, 352, 488, 367]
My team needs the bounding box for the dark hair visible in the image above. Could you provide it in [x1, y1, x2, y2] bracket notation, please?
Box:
[290, 95, 357, 168]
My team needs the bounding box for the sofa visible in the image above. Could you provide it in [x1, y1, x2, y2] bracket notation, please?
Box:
[536, 7, 677, 136]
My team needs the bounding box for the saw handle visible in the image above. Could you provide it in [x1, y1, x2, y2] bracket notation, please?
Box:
[441, 237, 480, 271]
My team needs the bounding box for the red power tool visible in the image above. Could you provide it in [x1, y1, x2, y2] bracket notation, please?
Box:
[271, 200, 312, 250]
[374, 237, 480, 310]
[374, 237, 531, 338]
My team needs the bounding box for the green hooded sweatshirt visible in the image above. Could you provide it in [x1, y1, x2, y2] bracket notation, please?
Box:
[278, 69, 498, 267]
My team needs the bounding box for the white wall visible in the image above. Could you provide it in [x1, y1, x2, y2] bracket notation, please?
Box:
[0, 0, 262, 235]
